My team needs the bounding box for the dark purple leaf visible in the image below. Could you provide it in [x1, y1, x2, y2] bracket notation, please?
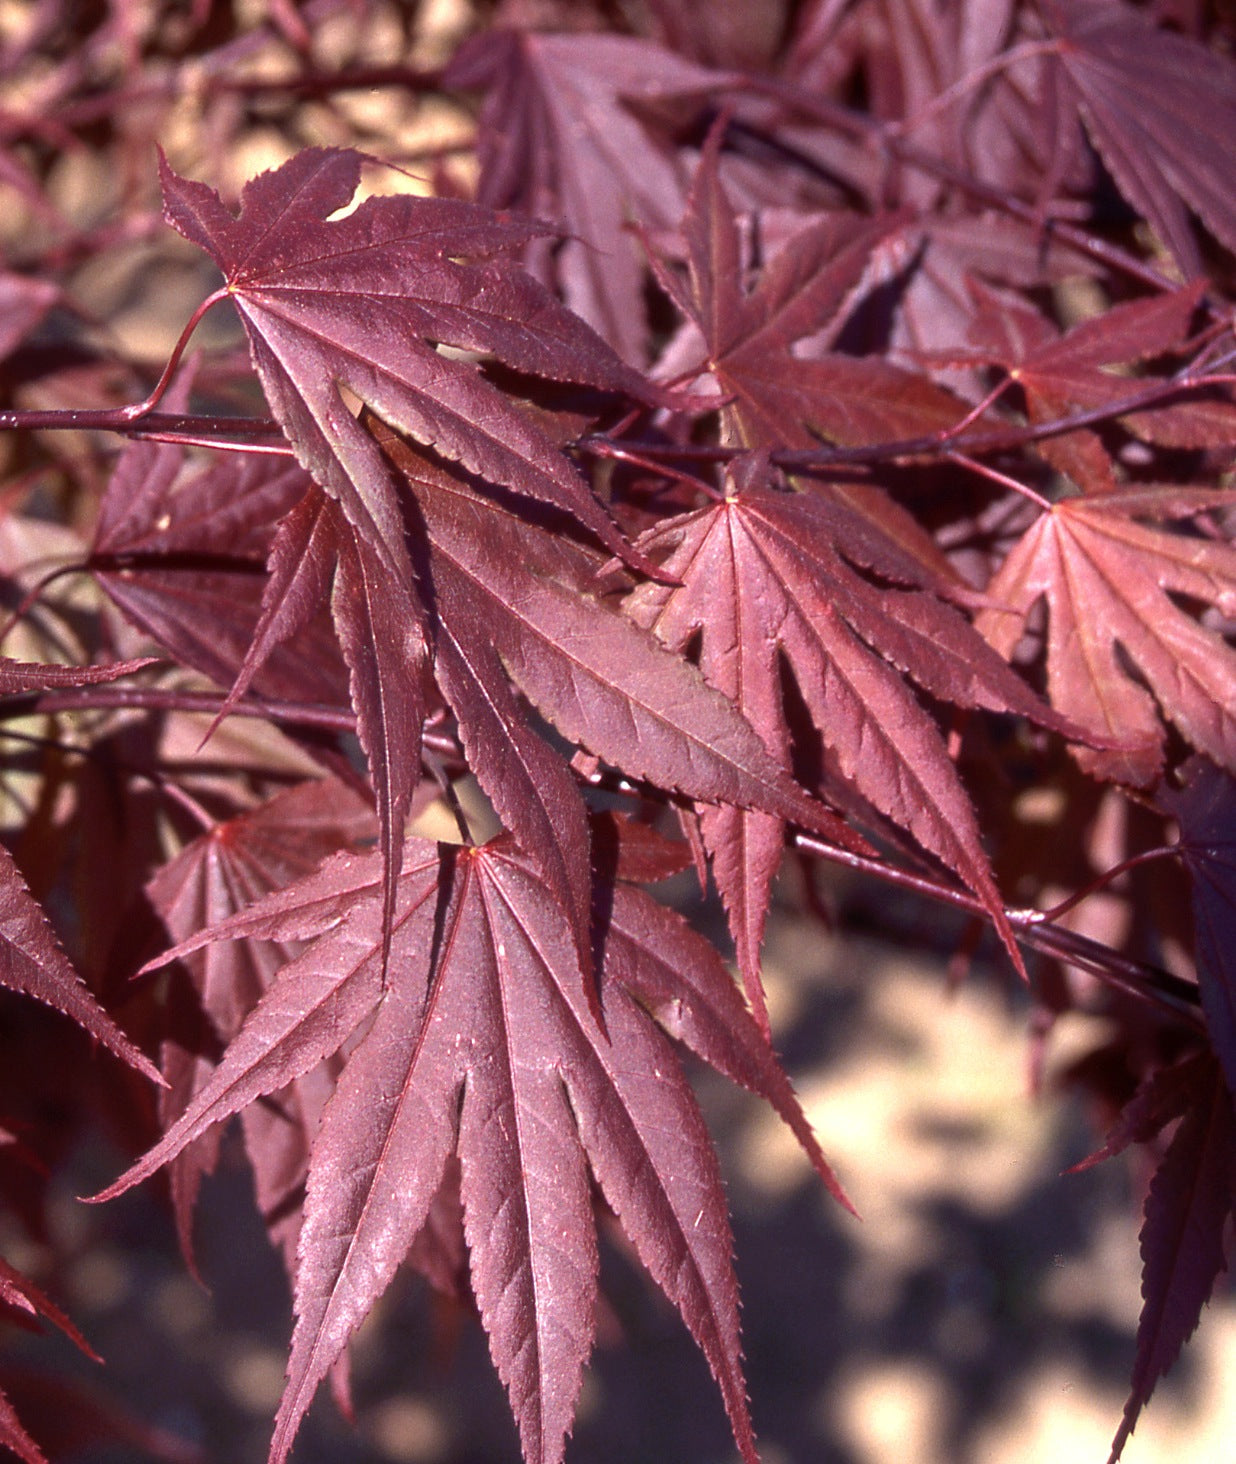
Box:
[159, 148, 659, 580]
[1049, 0, 1236, 277]
[1161, 758, 1236, 1101]
[1108, 1057, 1236, 1462]
[446, 29, 726, 362]
[92, 441, 345, 705]
[0, 842, 160, 1083]
[95, 834, 769, 1464]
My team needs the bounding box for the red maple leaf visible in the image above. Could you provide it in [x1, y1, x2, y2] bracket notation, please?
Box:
[979, 486, 1236, 786]
[386, 427, 865, 971]
[94, 830, 842, 1464]
[445, 28, 725, 362]
[1045, 0, 1236, 278]
[158, 147, 656, 586]
[144, 777, 373, 1275]
[668, 130, 973, 448]
[625, 453, 1084, 1015]
[153, 148, 689, 953]
[952, 279, 1236, 486]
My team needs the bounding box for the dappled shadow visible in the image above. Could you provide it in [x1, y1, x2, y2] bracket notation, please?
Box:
[18, 919, 1233, 1464]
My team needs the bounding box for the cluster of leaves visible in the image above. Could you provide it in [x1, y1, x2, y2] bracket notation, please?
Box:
[0, 1, 1235, 1461]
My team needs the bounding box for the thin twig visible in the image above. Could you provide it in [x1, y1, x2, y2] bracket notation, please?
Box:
[792, 830, 1203, 1022]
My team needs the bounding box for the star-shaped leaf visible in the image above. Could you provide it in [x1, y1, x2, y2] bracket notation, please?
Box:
[626, 455, 1077, 1012]
[673, 131, 972, 448]
[92, 828, 843, 1464]
[158, 147, 657, 587]
[979, 486, 1236, 786]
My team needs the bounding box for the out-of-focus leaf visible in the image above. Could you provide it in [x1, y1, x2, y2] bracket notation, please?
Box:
[446, 29, 726, 362]
[979, 486, 1236, 785]
[1047, 0, 1236, 277]
[0, 841, 160, 1082]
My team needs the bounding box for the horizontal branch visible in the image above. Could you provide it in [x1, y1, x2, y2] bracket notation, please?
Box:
[0, 407, 284, 439]
[579, 369, 1236, 476]
[0, 683, 358, 731]
[792, 831, 1203, 1024]
[0, 683, 469, 769]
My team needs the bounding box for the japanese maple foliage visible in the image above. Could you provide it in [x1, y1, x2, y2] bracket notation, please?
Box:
[0, 2, 1235, 1463]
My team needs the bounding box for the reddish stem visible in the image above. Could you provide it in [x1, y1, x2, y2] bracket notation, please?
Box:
[945, 451, 1053, 512]
[581, 439, 724, 502]
[792, 831, 1202, 1023]
[577, 365, 1236, 474]
[1023, 845, 1182, 924]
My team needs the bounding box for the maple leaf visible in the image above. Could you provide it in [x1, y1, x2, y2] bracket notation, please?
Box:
[1045, 0, 1236, 278]
[155, 147, 685, 938]
[398, 434, 860, 835]
[0, 655, 155, 694]
[0, 1389, 43, 1464]
[0, 1256, 98, 1362]
[144, 777, 373, 1275]
[90, 827, 841, 1464]
[978, 486, 1236, 786]
[209, 486, 341, 721]
[600, 872, 851, 1214]
[625, 453, 1082, 1013]
[954, 280, 1236, 485]
[90, 439, 345, 706]
[1105, 1055, 1236, 1463]
[0, 1255, 100, 1464]
[1065, 1048, 1236, 1464]
[157, 147, 658, 589]
[328, 503, 429, 950]
[0, 840, 160, 1083]
[1069, 1049, 1214, 1176]
[670, 131, 973, 448]
[382, 427, 864, 968]
[1160, 759, 1236, 1102]
[121, 447, 428, 956]
[445, 28, 726, 362]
